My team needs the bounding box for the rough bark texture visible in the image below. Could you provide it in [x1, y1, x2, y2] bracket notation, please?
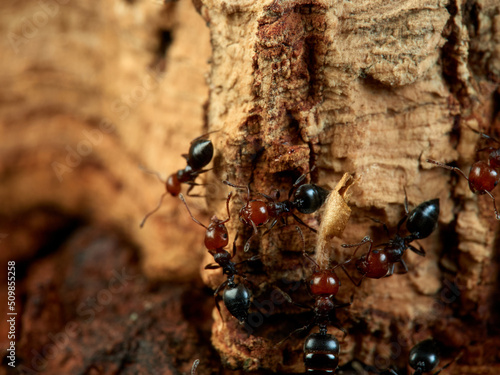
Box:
[0, 0, 499, 374]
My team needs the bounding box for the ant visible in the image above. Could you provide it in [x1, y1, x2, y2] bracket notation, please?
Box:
[300, 252, 354, 373]
[341, 197, 440, 284]
[386, 339, 459, 375]
[140, 133, 214, 227]
[427, 129, 500, 220]
[223, 169, 329, 251]
[179, 193, 257, 323]
[279, 233, 351, 374]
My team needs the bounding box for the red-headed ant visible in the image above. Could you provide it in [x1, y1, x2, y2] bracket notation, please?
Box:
[179, 193, 257, 323]
[385, 339, 460, 375]
[341, 197, 440, 285]
[223, 170, 329, 251]
[427, 129, 500, 220]
[278, 228, 351, 374]
[301, 252, 353, 373]
[140, 133, 214, 227]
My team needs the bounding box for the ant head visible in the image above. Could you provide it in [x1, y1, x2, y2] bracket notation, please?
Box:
[308, 269, 340, 297]
[468, 161, 499, 194]
[408, 339, 440, 374]
[406, 199, 439, 240]
[355, 250, 389, 279]
[240, 200, 269, 227]
[205, 219, 229, 250]
[293, 184, 329, 214]
[187, 138, 214, 170]
[166, 173, 181, 196]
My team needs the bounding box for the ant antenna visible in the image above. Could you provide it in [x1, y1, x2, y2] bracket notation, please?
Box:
[179, 194, 208, 229]
[140, 192, 167, 228]
[139, 165, 167, 183]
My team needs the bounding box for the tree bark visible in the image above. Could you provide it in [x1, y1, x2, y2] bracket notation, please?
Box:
[0, 0, 499, 374]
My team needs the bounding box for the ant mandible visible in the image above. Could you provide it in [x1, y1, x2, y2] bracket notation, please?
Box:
[427, 129, 500, 220]
[386, 339, 459, 375]
[341, 197, 440, 284]
[223, 169, 329, 251]
[140, 133, 214, 227]
[179, 193, 256, 323]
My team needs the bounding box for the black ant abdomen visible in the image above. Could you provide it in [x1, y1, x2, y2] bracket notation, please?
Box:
[406, 199, 440, 240]
[293, 184, 330, 214]
[223, 282, 251, 323]
[408, 339, 440, 375]
[187, 138, 214, 170]
[304, 332, 340, 373]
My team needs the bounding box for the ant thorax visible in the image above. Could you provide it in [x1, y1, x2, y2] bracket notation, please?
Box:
[267, 199, 294, 218]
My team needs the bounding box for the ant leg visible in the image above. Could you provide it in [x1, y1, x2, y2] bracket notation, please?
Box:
[235, 255, 261, 269]
[191, 359, 200, 375]
[426, 159, 470, 181]
[185, 183, 205, 198]
[484, 190, 500, 220]
[277, 323, 313, 346]
[221, 192, 233, 224]
[289, 166, 317, 199]
[295, 225, 306, 252]
[243, 220, 259, 252]
[222, 180, 248, 192]
[340, 264, 363, 287]
[140, 192, 167, 228]
[262, 218, 278, 237]
[288, 172, 309, 200]
[394, 259, 408, 274]
[292, 213, 318, 233]
[179, 194, 208, 229]
[341, 236, 373, 259]
[432, 351, 464, 375]
[369, 217, 391, 237]
[302, 251, 320, 271]
[213, 280, 229, 322]
[403, 187, 409, 214]
[191, 130, 220, 143]
[257, 192, 276, 202]
[139, 165, 167, 183]
[386, 263, 395, 277]
[408, 243, 426, 257]
[205, 263, 221, 270]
